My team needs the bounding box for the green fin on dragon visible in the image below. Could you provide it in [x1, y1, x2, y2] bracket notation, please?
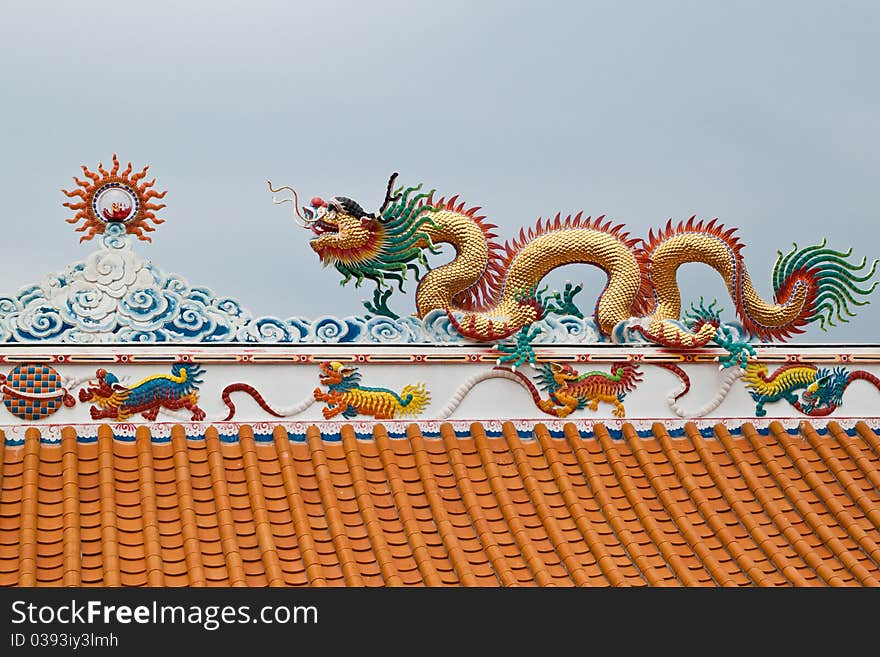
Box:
[277, 173, 878, 369]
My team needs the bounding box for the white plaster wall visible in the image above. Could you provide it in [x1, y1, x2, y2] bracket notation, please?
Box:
[0, 345, 877, 427]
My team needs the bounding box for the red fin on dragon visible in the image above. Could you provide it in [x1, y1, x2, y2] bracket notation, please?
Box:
[272, 173, 877, 373]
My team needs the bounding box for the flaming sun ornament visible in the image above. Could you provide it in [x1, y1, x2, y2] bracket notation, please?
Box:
[61, 154, 167, 242]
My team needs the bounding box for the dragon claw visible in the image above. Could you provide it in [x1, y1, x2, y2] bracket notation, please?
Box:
[363, 288, 399, 319]
[684, 297, 723, 332]
[496, 325, 541, 369]
[540, 281, 585, 318]
[713, 323, 756, 369]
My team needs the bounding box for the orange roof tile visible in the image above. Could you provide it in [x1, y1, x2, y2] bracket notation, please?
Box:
[1, 420, 880, 587]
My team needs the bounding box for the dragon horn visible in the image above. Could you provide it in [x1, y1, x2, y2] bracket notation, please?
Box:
[377, 172, 401, 216]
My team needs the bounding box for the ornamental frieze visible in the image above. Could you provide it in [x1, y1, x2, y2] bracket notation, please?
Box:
[0, 155, 877, 433]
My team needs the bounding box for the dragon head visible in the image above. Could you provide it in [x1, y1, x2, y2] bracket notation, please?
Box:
[305, 194, 384, 267]
[800, 367, 848, 414]
[550, 362, 580, 383]
[319, 361, 359, 387]
[534, 362, 581, 396]
[78, 368, 123, 403]
[272, 173, 439, 290]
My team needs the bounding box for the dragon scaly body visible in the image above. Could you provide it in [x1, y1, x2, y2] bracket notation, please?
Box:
[282, 173, 877, 358]
[742, 363, 880, 416]
[79, 363, 206, 421]
[741, 363, 819, 417]
[313, 361, 430, 420]
[512, 362, 643, 418]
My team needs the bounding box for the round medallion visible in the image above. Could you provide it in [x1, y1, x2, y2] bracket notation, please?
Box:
[62, 154, 167, 243]
[2, 364, 66, 421]
[93, 183, 139, 223]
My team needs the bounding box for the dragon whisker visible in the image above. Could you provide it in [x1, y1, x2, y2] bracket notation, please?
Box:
[268, 180, 311, 228]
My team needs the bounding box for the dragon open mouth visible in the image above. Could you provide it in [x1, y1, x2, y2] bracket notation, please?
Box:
[311, 218, 339, 235]
[801, 387, 822, 409]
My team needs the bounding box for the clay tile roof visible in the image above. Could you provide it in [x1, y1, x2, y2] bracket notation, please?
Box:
[2, 419, 880, 587]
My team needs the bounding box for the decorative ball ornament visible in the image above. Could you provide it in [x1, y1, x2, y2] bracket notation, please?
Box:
[93, 183, 139, 223]
[61, 153, 167, 243]
[1, 364, 75, 421]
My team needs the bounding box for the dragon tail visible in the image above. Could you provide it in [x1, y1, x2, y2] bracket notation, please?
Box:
[503, 365, 550, 406]
[171, 363, 206, 386]
[845, 369, 880, 389]
[615, 362, 644, 392]
[641, 219, 878, 345]
[504, 366, 568, 418]
[221, 383, 287, 421]
[761, 240, 879, 339]
[653, 362, 690, 401]
[395, 383, 431, 417]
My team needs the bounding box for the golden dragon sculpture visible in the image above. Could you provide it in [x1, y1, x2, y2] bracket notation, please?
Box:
[272, 173, 877, 367]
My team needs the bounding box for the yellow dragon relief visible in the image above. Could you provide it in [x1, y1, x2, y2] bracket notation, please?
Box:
[272, 173, 876, 366]
[313, 361, 430, 420]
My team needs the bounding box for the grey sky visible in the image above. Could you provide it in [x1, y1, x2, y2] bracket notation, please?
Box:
[1, 1, 878, 342]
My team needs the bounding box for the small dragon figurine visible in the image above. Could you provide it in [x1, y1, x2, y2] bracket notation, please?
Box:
[743, 362, 880, 417]
[275, 174, 877, 369]
[511, 362, 643, 418]
[79, 363, 206, 421]
[313, 361, 430, 420]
